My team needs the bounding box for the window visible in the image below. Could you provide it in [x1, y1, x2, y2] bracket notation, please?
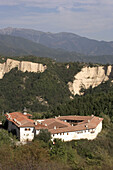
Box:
[77, 131, 83, 134]
[90, 129, 95, 133]
[25, 128, 30, 131]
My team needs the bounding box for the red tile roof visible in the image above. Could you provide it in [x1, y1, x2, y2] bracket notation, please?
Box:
[48, 116, 103, 134]
[5, 113, 103, 135]
[57, 115, 93, 121]
[35, 123, 47, 130]
[41, 118, 71, 129]
[5, 112, 34, 127]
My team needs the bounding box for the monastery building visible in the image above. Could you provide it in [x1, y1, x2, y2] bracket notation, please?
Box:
[5, 112, 103, 142]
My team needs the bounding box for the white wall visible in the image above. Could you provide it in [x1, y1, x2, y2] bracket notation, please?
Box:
[36, 130, 40, 135]
[51, 121, 102, 141]
[19, 121, 102, 142]
[20, 127, 34, 142]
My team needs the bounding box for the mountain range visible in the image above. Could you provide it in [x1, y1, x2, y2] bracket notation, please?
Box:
[0, 27, 113, 63]
[0, 34, 83, 62]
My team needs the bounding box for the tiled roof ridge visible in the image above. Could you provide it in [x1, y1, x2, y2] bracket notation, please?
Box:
[54, 119, 71, 126]
[57, 115, 93, 120]
[42, 118, 71, 128]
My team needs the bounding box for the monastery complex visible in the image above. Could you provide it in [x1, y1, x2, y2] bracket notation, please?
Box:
[5, 111, 103, 142]
[5, 112, 103, 142]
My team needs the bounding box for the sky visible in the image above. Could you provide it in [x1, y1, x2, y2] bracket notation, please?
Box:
[0, 0, 113, 41]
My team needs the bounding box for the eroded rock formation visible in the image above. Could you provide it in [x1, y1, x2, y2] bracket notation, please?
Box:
[68, 66, 113, 95]
[0, 59, 47, 79]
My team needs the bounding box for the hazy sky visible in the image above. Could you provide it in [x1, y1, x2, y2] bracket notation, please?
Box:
[0, 0, 113, 41]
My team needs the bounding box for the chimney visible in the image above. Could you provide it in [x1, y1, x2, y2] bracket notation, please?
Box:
[35, 121, 38, 125]
[54, 126, 56, 129]
[85, 125, 88, 129]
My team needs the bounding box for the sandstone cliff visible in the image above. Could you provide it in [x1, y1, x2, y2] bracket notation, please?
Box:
[68, 66, 113, 95]
[0, 59, 47, 79]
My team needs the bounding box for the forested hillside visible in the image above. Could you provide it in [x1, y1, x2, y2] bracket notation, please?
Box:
[52, 80, 113, 120]
[0, 56, 113, 169]
[0, 55, 113, 121]
[0, 56, 83, 117]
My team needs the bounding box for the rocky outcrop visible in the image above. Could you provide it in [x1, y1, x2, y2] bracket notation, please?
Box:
[0, 59, 47, 79]
[68, 66, 113, 95]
